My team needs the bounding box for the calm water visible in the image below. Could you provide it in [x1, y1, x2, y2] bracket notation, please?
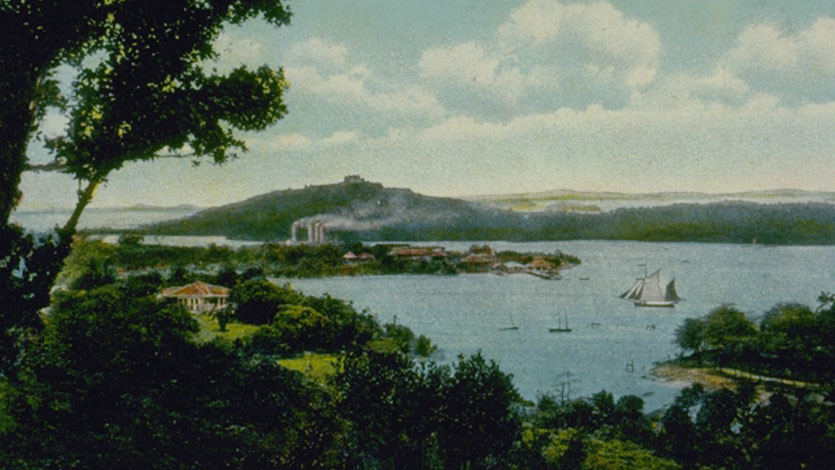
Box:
[11, 207, 198, 233]
[286, 240, 835, 411]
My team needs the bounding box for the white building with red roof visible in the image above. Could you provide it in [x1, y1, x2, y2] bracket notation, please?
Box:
[161, 281, 231, 314]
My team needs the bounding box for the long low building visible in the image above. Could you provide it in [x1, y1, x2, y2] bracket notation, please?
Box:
[161, 281, 230, 314]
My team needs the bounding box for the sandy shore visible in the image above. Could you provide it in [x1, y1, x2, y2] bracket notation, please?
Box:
[651, 363, 740, 391]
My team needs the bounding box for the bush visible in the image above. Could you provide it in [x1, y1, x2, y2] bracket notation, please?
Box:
[231, 280, 302, 325]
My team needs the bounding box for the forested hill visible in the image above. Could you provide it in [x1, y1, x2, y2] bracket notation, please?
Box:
[144, 179, 835, 244]
[144, 178, 508, 241]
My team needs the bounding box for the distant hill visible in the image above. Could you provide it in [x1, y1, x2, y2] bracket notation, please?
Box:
[143, 178, 835, 245]
[466, 188, 835, 213]
[144, 177, 508, 241]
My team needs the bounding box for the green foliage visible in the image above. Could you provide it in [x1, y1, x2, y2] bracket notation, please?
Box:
[674, 317, 705, 359]
[674, 298, 835, 382]
[231, 279, 302, 325]
[271, 305, 327, 352]
[436, 352, 521, 468]
[0, 285, 340, 469]
[583, 439, 680, 470]
[0, 227, 70, 374]
[703, 305, 757, 352]
[383, 322, 415, 354]
[70, 257, 117, 290]
[1, 0, 293, 379]
[542, 428, 586, 469]
[122, 270, 164, 297]
[414, 334, 437, 358]
[332, 350, 438, 469]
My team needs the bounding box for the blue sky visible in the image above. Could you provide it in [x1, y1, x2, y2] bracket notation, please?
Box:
[19, 0, 835, 208]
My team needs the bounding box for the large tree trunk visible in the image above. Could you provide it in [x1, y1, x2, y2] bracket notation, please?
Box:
[0, 73, 40, 224]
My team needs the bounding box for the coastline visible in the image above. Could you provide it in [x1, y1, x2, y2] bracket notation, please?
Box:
[651, 363, 740, 392]
[651, 362, 822, 405]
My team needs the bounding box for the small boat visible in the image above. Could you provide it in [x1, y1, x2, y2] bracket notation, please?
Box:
[499, 312, 519, 331]
[620, 268, 680, 308]
[549, 311, 572, 333]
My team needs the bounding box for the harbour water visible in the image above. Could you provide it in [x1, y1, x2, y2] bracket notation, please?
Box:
[286, 240, 835, 411]
[14, 208, 835, 411]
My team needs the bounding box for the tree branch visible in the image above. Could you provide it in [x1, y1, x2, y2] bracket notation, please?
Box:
[24, 153, 197, 173]
[61, 176, 102, 237]
[24, 161, 66, 172]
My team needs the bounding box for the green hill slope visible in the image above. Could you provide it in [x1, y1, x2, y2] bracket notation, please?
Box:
[145, 177, 505, 241]
[144, 178, 835, 245]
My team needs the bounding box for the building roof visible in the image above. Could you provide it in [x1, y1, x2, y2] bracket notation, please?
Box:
[161, 281, 230, 298]
[391, 247, 429, 257]
[527, 258, 555, 269]
[461, 254, 493, 264]
[343, 251, 358, 259]
[358, 252, 376, 259]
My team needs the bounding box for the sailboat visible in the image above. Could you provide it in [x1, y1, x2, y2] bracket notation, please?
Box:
[549, 311, 571, 332]
[620, 269, 680, 307]
[499, 312, 519, 331]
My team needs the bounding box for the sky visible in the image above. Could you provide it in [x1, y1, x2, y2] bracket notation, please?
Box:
[18, 0, 835, 209]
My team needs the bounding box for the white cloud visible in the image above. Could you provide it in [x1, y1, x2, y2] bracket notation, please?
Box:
[322, 130, 360, 145]
[286, 65, 445, 117]
[261, 133, 312, 152]
[283, 38, 447, 122]
[285, 37, 348, 70]
[630, 69, 750, 110]
[723, 17, 835, 101]
[210, 33, 266, 72]
[420, 42, 499, 85]
[418, 0, 660, 114]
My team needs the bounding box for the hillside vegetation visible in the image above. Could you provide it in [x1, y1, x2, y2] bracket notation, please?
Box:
[142, 179, 835, 245]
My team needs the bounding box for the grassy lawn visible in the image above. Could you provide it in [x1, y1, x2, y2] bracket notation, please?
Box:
[279, 353, 339, 383]
[194, 315, 260, 342]
[192, 316, 338, 383]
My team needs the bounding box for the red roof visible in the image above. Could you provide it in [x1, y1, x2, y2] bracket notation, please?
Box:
[161, 281, 230, 298]
[461, 254, 493, 264]
[527, 258, 555, 269]
[391, 248, 429, 257]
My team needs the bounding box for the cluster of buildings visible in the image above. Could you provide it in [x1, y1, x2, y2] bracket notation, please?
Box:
[385, 244, 561, 277]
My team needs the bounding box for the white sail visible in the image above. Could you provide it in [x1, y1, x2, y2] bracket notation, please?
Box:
[621, 268, 679, 307]
[638, 270, 666, 302]
[620, 279, 643, 299]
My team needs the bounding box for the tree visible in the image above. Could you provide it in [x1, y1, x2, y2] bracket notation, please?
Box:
[1, 284, 341, 469]
[674, 317, 705, 362]
[436, 352, 521, 469]
[759, 303, 819, 352]
[271, 305, 326, 351]
[1, 0, 292, 372]
[71, 257, 117, 290]
[703, 305, 757, 363]
[231, 279, 301, 325]
[331, 350, 438, 470]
